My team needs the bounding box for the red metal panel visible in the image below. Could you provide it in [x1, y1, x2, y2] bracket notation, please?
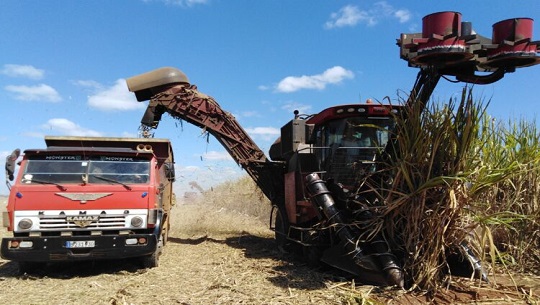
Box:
[492, 18, 534, 44]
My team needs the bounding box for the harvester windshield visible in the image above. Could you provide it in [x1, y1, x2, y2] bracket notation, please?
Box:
[314, 116, 395, 187]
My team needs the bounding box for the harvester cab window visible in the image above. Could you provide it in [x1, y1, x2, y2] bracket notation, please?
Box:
[316, 117, 394, 186]
[322, 118, 392, 153]
[341, 123, 375, 148]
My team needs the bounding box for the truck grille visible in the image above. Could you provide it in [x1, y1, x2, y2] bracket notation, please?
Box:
[39, 213, 126, 230]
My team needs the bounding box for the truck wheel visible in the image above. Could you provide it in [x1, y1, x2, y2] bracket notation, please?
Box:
[162, 221, 170, 246]
[142, 235, 164, 268]
[274, 206, 291, 253]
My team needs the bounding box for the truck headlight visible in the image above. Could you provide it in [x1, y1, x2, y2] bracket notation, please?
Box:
[131, 216, 143, 227]
[18, 218, 33, 230]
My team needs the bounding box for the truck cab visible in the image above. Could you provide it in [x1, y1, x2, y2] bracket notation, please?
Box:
[2, 136, 175, 272]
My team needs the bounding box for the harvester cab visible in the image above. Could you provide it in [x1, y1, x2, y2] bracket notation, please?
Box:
[126, 11, 539, 288]
[268, 103, 405, 287]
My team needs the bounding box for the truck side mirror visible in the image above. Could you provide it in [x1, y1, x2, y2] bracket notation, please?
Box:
[5, 149, 21, 181]
[164, 162, 175, 182]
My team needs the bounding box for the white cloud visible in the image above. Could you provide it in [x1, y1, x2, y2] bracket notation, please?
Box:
[0, 151, 9, 161]
[232, 110, 260, 119]
[120, 131, 139, 138]
[240, 111, 259, 118]
[201, 150, 233, 161]
[87, 79, 143, 111]
[276, 66, 354, 93]
[1, 64, 44, 80]
[245, 126, 280, 141]
[41, 118, 103, 137]
[394, 9, 411, 23]
[73, 79, 102, 89]
[324, 2, 411, 29]
[177, 0, 207, 5]
[5, 84, 62, 102]
[246, 127, 280, 136]
[281, 102, 312, 115]
[179, 165, 200, 173]
[325, 5, 369, 29]
[21, 131, 45, 138]
[144, 0, 208, 7]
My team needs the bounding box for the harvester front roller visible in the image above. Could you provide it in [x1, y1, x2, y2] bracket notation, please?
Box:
[305, 173, 404, 288]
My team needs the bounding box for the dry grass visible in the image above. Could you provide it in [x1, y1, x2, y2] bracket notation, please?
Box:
[1, 186, 539, 304]
[189, 175, 272, 222]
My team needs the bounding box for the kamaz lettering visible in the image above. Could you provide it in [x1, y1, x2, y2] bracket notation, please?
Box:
[66, 215, 99, 222]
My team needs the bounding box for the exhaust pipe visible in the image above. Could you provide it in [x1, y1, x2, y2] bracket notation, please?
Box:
[305, 173, 404, 288]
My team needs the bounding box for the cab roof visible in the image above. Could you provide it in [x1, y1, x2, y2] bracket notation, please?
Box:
[24, 136, 174, 163]
[306, 103, 402, 125]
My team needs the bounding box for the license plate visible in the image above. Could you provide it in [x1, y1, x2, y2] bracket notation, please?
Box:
[65, 240, 95, 248]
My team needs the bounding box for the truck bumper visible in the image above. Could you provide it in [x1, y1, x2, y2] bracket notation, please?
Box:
[0, 234, 158, 262]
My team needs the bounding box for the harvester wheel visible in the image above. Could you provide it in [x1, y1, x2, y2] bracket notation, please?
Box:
[274, 206, 291, 253]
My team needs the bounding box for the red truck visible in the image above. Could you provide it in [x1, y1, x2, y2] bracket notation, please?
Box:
[2, 136, 175, 272]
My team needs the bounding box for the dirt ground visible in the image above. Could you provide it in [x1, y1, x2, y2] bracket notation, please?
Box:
[1, 202, 539, 305]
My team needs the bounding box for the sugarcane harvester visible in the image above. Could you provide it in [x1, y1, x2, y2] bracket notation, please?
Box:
[126, 12, 539, 288]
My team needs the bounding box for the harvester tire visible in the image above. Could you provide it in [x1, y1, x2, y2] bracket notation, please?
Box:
[274, 205, 291, 253]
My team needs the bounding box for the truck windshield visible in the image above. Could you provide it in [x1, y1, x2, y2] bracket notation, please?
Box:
[22, 155, 151, 185]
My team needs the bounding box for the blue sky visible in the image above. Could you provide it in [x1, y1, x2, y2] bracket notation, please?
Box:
[1, 0, 539, 197]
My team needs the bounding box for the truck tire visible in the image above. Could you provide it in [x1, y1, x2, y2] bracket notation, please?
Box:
[142, 234, 164, 268]
[163, 219, 170, 246]
[17, 261, 44, 275]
